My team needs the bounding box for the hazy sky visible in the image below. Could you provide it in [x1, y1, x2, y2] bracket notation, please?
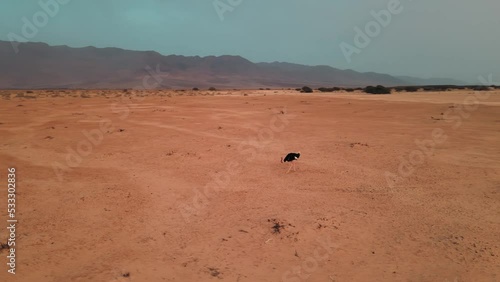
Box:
[1, 0, 499, 83]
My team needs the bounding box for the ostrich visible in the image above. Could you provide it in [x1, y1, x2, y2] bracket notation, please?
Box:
[281, 152, 301, 173]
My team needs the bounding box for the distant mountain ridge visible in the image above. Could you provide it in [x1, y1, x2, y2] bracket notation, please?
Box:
[396, 75, 464, 86]
[0, 41, 465, 89]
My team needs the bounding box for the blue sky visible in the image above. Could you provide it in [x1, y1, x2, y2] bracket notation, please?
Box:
[1, 0, 499, 83]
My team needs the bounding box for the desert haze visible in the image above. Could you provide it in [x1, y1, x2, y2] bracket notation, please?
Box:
[0, 89, 499, 281]
[0, 41, 464, 89]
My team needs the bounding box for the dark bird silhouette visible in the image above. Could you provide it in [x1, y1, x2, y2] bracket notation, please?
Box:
[281, 152, 300, 173]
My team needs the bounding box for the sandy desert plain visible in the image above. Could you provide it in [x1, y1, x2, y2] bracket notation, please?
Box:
[0, 89, 499, 282]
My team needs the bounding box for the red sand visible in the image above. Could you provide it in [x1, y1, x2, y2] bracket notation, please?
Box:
[0, 89, 499, 281]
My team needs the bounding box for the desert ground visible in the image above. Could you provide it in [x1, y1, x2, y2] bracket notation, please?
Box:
[0, 89, 499, 282]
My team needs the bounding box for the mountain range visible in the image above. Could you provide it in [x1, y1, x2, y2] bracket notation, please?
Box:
[0, 41, 465, 89]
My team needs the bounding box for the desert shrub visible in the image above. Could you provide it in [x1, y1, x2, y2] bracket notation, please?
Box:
[421, 85, 460, 92]
[318, 87, 333, 92]
[295, 88, 302, 92]
[319, 87, 342, 92]
[472, 85, 489, 91]
[364, 85, 391, 94]
[208, 87, 216, 91]
[422, 85, 449, 91]
[301, 86, 313, 93]
[192, 87, 199, 91]
[344, 88, 355, 92]
[404, 86, 419, 92]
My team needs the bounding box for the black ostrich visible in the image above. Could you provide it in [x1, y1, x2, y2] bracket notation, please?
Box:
[281, 152, 301, 173]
